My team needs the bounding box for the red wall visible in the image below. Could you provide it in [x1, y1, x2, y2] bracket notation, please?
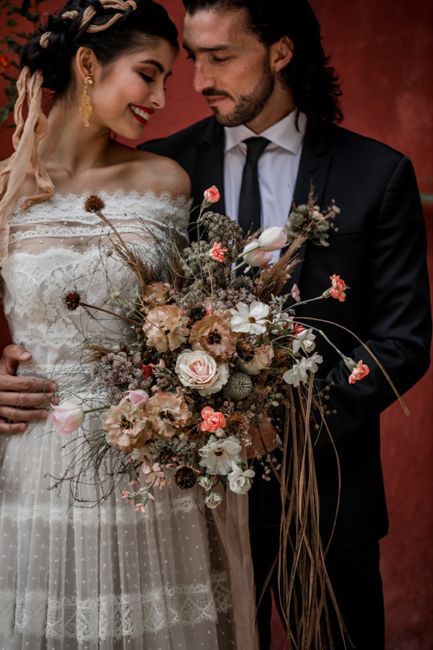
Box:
[1, 1, 432, 648]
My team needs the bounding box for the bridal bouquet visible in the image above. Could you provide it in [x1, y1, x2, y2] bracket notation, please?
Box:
[52, 186, 374, 646]
[54, 186, 368, 512]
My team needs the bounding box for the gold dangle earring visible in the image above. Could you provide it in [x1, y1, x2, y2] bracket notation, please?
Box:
[79, 75, 93, 127]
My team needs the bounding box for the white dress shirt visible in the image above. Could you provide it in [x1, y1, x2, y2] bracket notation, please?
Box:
[223, 110, 307, 231]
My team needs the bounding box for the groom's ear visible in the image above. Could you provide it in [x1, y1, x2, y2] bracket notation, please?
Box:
[270, 36, 293, 73]
[74, 47, 99, 83]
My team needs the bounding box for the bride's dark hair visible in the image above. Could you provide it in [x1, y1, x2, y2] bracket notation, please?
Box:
[22, 0, 179, 96]
[0, 0, 178, 267]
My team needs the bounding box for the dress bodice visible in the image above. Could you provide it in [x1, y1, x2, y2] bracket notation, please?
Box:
[1, 191, 189, 367]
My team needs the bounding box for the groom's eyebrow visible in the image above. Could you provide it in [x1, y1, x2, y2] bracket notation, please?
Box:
[182, 42, 231, 54]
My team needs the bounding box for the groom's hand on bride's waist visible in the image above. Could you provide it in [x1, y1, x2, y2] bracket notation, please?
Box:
[0, 344, 58, 434]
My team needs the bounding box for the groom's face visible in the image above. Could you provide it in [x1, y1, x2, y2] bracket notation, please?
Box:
[183, 8, 276, 128]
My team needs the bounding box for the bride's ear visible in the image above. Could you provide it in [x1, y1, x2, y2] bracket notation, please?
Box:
[74, 47, 99, 84]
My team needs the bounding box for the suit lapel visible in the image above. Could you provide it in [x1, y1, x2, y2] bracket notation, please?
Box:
[195, 118, 226, 214]
[289, 128, 331, 291]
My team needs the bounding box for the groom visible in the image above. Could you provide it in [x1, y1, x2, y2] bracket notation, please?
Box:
[141, 1, 432, 648]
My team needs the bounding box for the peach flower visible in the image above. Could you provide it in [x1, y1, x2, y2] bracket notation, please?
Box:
[209, 242, 227, 262]
[239, 344, 274, 375]
[327, 274, 347, 302]
[143, 305, 190, 352]
[189, 313, 237, 360]
[145, 390, 191, 437]
[104, 400, 153, 453]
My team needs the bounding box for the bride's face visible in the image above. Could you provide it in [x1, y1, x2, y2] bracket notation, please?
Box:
[89, 38, 175, 139]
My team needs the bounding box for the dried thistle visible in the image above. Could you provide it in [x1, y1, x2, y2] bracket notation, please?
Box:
[84, 194, 105, 213]
[174, 466, 198, 489]
[63, 290, 81, 311]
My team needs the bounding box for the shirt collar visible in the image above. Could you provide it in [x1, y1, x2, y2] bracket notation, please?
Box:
[224, 110, 307, 154]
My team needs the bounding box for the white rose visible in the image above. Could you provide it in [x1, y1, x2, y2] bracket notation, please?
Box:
[228, 465, 255, 494]
[175, 349, 229, 396]
[205, 492, 224, 509]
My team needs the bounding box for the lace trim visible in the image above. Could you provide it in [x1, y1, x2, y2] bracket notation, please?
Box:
[9, 222, 172, 244]
[0, 574, 231, 639]
[11, 190, 190, 224]
[0, 496, 198, 526]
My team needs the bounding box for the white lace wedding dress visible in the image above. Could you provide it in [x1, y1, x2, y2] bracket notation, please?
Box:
[0, 192, 258, 650]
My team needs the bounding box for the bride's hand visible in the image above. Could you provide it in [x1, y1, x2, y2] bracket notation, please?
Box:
[0, 344, 58, 434]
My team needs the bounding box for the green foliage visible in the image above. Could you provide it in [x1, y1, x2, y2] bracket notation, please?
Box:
[0, 0, 49, 125]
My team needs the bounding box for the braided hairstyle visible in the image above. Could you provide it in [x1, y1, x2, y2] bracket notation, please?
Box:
[21, 0, 179, 96]
[182, 0, 343, 130]
[0, 0, 178, 267]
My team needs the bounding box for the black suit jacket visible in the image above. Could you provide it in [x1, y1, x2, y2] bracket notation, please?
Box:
[142, 117, 432, 549]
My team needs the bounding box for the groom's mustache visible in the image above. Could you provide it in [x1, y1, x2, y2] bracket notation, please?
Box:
[202, 89, 231, 99]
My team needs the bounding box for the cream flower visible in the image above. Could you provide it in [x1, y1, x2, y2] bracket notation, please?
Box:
[199, 435, 242, 475]
[257, 226, 288, 251]
[145, 390, 191, 437]
[241, 241, 273, 267]
[282, 353, 323, 387]
[292, 328, 316, 355]
[227, 465, 255, 494]
[205, 492, 224, 509]
[175, 349, 229, 396]
[239, 344, 274, 375]
[230, 301, 270, 335]
[143, 305, 190, 352]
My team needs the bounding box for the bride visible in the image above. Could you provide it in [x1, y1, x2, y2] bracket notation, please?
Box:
[0, 0, 258, 648]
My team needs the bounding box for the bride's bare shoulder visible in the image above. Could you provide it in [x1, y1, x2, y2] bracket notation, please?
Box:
[111, 144, 191, 199]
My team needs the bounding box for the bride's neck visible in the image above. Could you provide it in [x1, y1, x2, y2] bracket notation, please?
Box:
[39, 97, 113, 175]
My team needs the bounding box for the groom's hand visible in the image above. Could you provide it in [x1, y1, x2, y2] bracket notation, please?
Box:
[0, 344, 58, 434]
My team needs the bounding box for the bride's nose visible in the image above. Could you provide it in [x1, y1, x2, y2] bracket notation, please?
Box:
[149, 80, 166, 110]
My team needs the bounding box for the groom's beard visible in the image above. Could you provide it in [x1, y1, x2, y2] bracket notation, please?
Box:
[205, 60, 275, 127]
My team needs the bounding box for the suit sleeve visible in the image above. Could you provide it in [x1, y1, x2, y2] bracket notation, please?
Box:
[316, 155, 432, 449]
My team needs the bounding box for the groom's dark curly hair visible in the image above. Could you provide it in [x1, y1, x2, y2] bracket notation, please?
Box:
[182, 0, 343, 130]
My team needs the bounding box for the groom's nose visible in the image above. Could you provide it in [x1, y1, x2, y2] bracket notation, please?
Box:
[192, 61, 214, 94]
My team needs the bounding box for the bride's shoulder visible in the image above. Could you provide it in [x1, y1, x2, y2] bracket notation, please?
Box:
[112, 145, 190, 200]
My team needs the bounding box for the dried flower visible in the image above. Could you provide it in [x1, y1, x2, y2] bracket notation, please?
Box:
[223, 372, 253, 400]
[63, 290, 81, 311]
[189, 313, 237, 360]
[104, 400, 153, 453]
[141, 282, 173, 310]
[175, 349, 229, 396]
[189, 305, 207, 322]
[174, 466, 198, 489]
[230, 301, 270, 335]
[199, 435, 242, 475]
[143, 305, 190, 352]
[84, 194, 105, 213]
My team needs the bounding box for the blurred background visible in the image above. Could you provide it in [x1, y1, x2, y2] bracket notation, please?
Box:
[0, 0, 432, 647]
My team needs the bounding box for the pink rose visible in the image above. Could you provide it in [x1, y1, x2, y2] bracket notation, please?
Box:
[203, 185, 220, 204]
[200, 406, 227, 432]
[49, 399, 84, 434]
[175, 349, 229, 396]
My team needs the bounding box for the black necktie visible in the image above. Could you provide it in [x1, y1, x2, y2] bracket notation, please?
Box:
[238, 136, 269, 235]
